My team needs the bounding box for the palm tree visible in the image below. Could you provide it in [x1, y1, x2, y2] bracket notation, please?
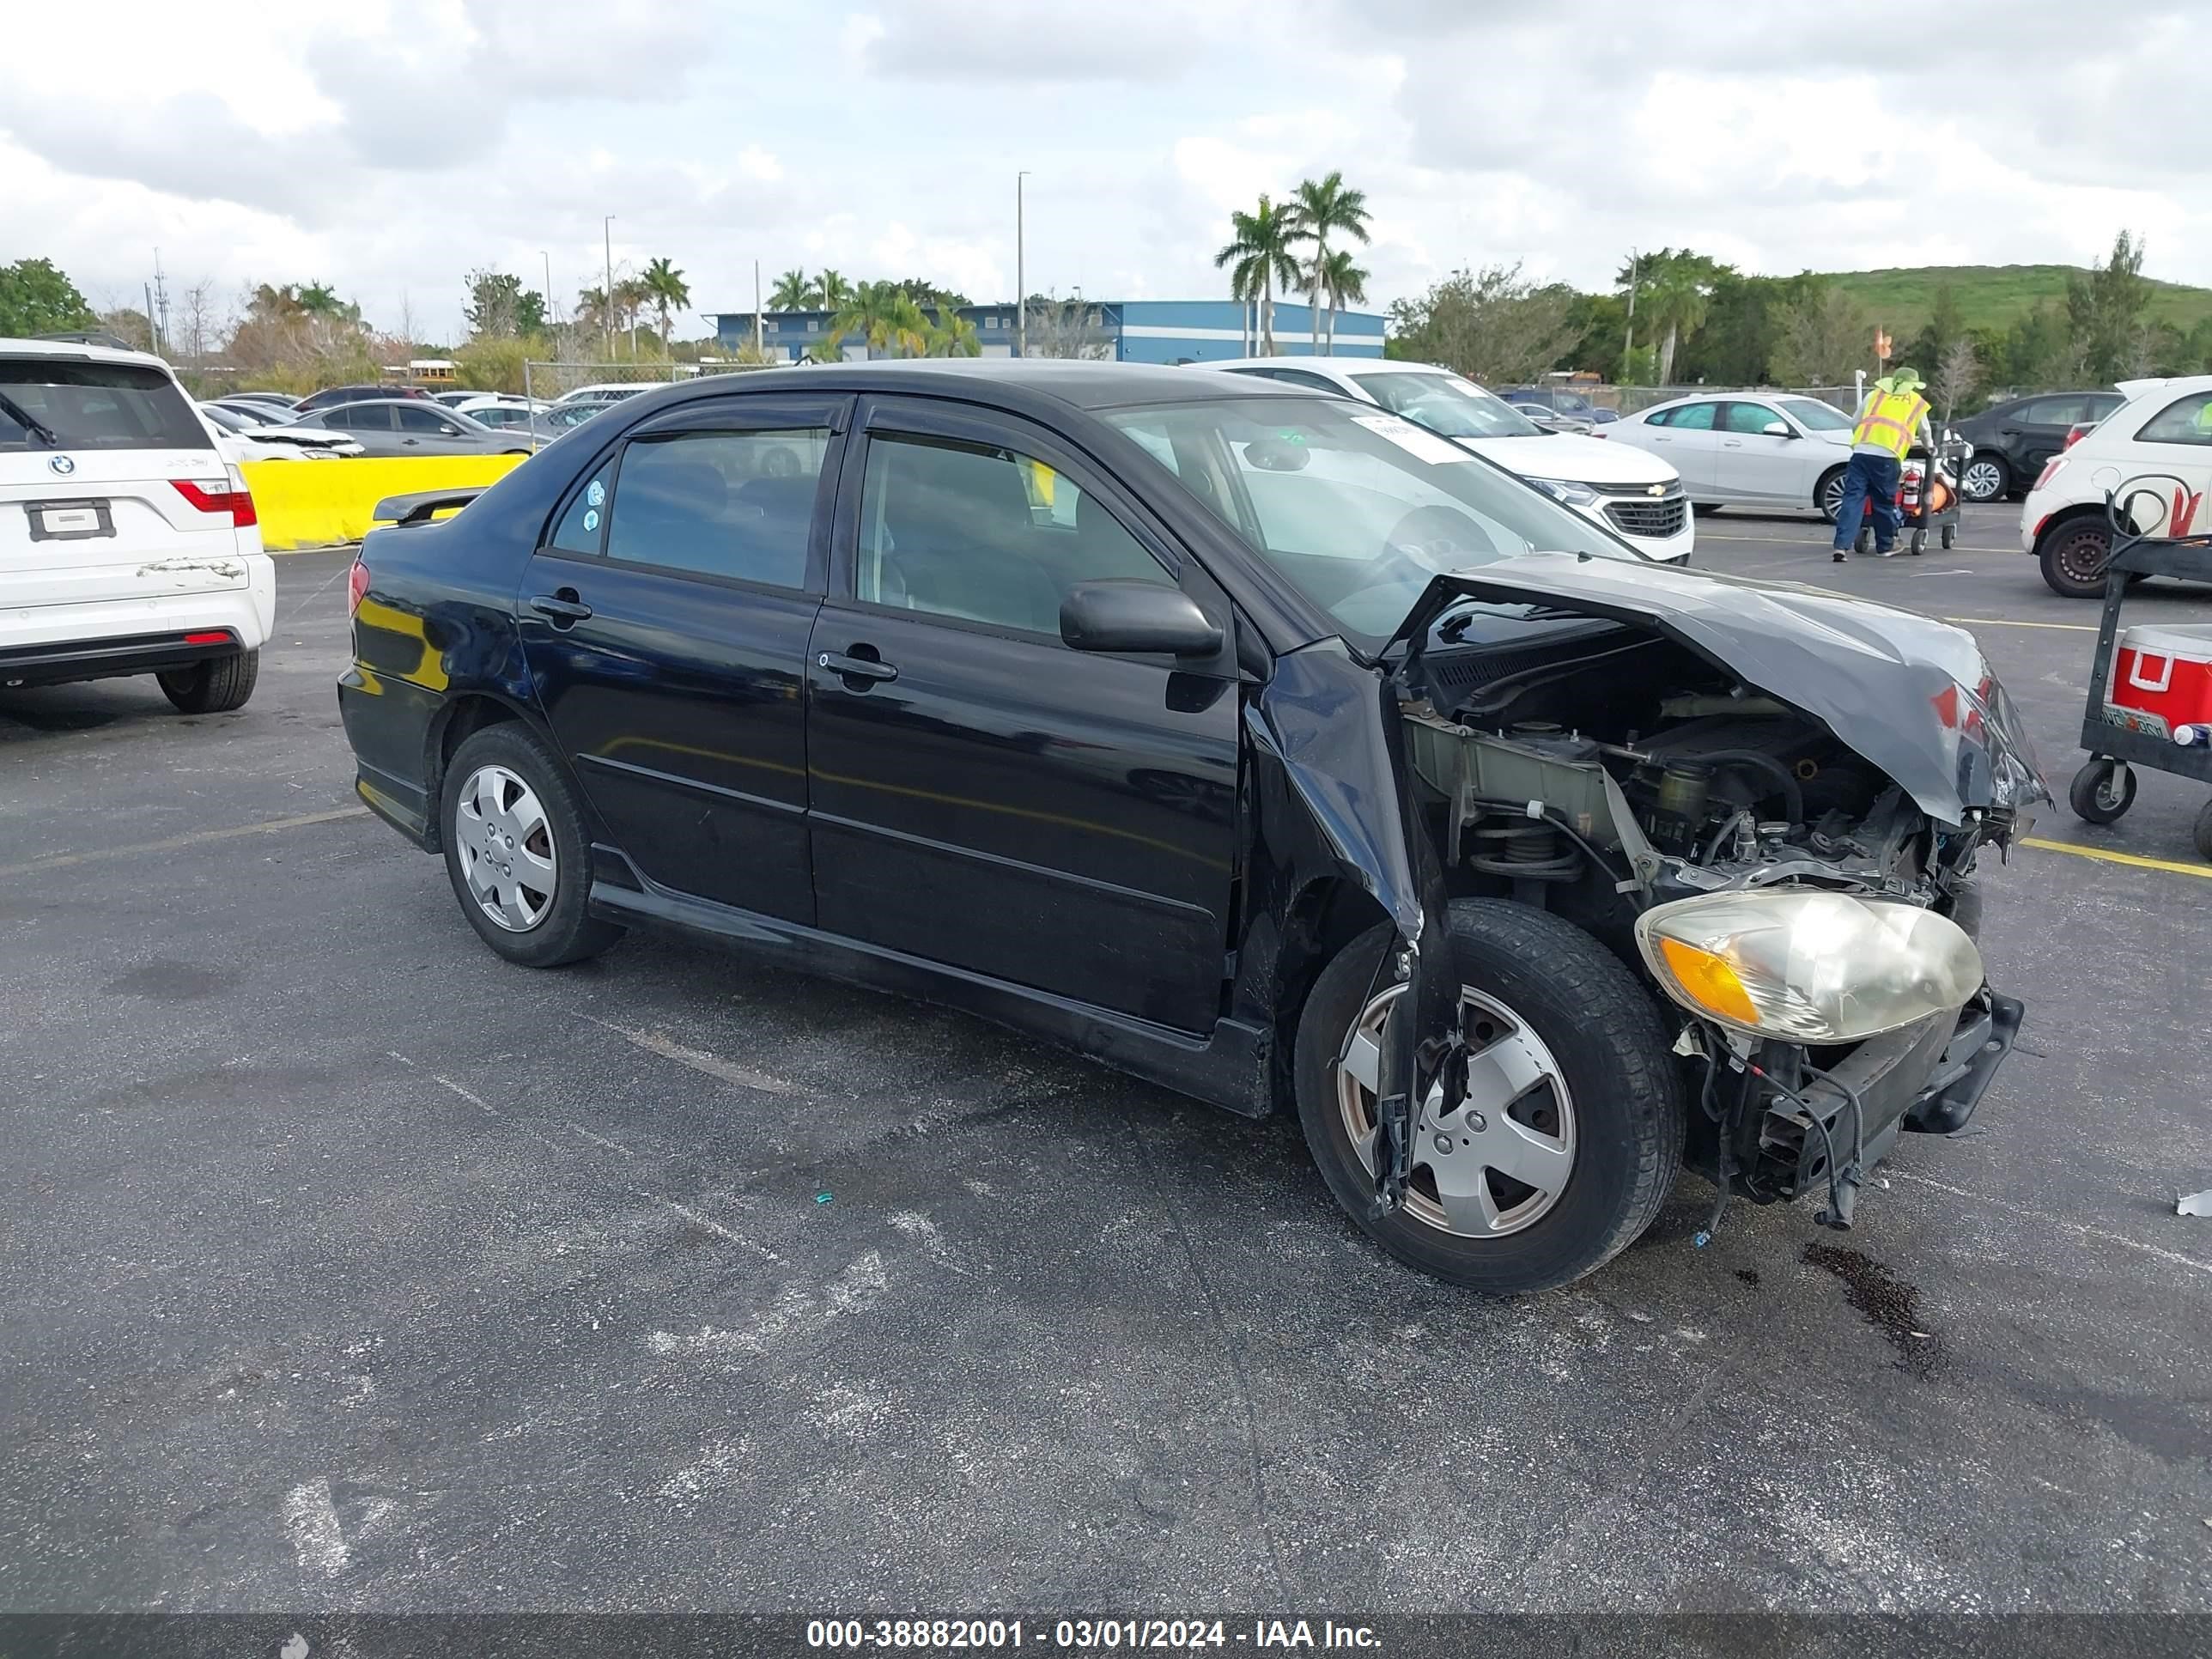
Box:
[769, 268, 812, 312]
[1215, 195, 1302, 356]
[1318, 249, 1369, 355]
[1623, 248, 1722, 385]
[924, 305, 980, 357]
[832, 281, 930, 357]
[817, 269, 853, 312]
[1290, 172, 1371, 354]
[574, 284, 611, 338]
[641, 257, 690, 347]
[807, 324, 848, 365]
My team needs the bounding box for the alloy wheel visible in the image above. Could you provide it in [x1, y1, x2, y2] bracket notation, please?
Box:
[1336, 984, 1577, 1237]
[454, 763, 558, 932]
[1819, 473, 1844, 519]
[1961, 459, 2005, 502]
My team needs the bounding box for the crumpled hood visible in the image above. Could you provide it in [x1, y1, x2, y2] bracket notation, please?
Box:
[1389, 552, 2050, 830]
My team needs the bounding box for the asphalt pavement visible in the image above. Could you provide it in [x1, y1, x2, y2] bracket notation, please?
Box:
[4, 503, 2209, 1616]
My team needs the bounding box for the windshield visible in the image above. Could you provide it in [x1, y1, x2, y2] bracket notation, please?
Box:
[1351, 370, 1545, 440]
[0, 359, 212, 452]
[1778, 397, 1852, 431]
[1103, 394, 1639, 652]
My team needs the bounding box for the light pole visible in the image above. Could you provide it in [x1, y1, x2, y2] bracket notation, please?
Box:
[541, 250, 553, 328]
[603, 216, 617, 362]
[1015, 170, 1030, 360]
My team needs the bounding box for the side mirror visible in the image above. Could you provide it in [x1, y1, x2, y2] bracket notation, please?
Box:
[1061, 581, 1224, 658]
[1761, 421, 1792, 439]
[438, 424, 459, 435]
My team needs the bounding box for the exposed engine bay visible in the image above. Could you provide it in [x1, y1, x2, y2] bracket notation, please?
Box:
[1399, 619, 1999, 917]
[1390, 612, 2020, 1224]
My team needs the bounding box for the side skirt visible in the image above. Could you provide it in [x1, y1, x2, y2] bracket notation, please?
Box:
[587, 858, 1272, 1118]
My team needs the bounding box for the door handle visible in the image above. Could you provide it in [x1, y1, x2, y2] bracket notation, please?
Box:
[817, 649, 897, 685]
[530, 590, 593, 624]
[1722, 439, 1743, 447]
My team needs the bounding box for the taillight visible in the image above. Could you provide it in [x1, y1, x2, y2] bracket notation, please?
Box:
[2033, 457, 2067, 493]
[348, 557, 370, 618]
[2063, 422, 2094, 450]
[171, 477, 258, 528]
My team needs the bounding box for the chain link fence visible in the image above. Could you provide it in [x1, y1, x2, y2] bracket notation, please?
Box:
[1597, 383, 1859, 416]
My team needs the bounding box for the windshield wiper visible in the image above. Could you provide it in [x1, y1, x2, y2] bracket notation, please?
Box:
[0, 392, 60, 447]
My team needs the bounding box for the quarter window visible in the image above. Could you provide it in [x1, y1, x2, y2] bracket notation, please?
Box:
[550, 463, 615, 555]
[856, 434, 1171, 635]
[2136, 392, 2212, 447]
[604, 428, 828, 587]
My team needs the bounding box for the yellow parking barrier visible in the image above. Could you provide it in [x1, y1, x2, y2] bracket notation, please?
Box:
[243, 455, 530, 550]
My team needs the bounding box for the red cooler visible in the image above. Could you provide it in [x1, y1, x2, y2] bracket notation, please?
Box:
[2107, 623, 2212, 736]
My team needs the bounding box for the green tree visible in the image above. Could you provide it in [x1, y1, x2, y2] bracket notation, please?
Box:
[1999, 302, 2076, 386]
[769, 268, 812, 311]
[832, 281, 930, 357]
[1906, 281, 1966, 373]
[464, 270, 545, 339]
[1214, 194, 1302, 356]
[2067, 229, 2151, 380]
[295, 282, 360, 324]
[1767, 281, 1871, 385]
[641, 257, 691, 349]
[1289, 170, 1371, 355]
[1317, 248, 1369, 354]
[1624, 248, 1726, 384]
[817, 270, 853, 311]
[1388, 264, 1577, 384]
[923, 304, 981, 357]
[894, 277, 970, 308]
[1561, 290, 1626, 377]
[0, 258, 97, 336]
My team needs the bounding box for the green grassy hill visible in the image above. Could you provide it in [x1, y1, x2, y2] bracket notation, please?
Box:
[1820, 264, 2212, 338]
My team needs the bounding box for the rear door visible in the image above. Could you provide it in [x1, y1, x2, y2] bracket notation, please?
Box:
[1642, 402, 1722, 496]
[1715, 400, 1801, 503]
[0, 354, 246, 610]
[517, 394, 848, 921]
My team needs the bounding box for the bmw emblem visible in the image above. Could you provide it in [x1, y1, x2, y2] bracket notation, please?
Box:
[48, 454, 76, 476]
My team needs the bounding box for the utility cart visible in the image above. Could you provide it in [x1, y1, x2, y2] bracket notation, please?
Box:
[1853, 435, 1968, 556]
[2065, 474, 2212, 862]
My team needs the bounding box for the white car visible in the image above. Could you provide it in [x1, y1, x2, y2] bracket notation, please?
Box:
[1607, 392, 1861, 521]
[1, 339, 271, 712]
[198, 401, 364, 463]
[2020, 374, 2212, 598]
[552, 382, 653, 407]
[1200, 357, 1692, 562]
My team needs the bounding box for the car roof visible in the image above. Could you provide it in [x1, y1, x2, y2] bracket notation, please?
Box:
[0, 335, 174, 372]
[1202, 356, 1449, 380]
[630, 359, 1320, 415]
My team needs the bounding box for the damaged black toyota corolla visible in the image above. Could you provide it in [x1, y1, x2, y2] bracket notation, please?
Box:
[339, 362, 2046, 1294]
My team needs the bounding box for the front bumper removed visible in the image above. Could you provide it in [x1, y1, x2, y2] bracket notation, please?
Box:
[1692, 986, 2025, 1211]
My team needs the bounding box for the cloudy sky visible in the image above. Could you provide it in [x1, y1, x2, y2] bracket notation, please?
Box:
[6, 0, 2209, 342]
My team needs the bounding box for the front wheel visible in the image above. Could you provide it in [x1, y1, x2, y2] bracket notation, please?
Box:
[440, 723, 624, 967]
[1817, 468, 1847, 523]
[159, 648, 258, 714]
[2069, 757, 2136, 824]
[1295, 903, 1685, 1295]
[2040, 521, 2112, 598]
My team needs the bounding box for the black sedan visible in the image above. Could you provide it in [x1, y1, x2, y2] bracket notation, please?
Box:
[338, 362, 2041, 1293]
[1953, 389, 2123, 501]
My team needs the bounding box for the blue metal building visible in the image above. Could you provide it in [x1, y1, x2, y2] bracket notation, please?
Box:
[709, 299, 1385, 364]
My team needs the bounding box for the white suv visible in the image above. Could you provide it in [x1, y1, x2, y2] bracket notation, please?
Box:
[1, 339, 272, 711]
[1195, 357, 1692, 562]
[2021, 374, 2212, 597]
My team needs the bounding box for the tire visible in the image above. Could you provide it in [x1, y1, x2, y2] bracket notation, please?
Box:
[1960, 455, 2008, 504]
[2039, 520, 2112, 599]
[158, 648, 258, 714]
[1910, 528, 1926, 556]
[1856, 525, 1874, 556]
[2068, 758, 2136, 824]
[1692, 502, 1721, 519]
[1816, 468, 1847, 523]
[439, 723, 623, 968]
[1294, 904, 1686, 1295]
[1941, 523, 1957, 550]
[2194, 799, 2212, 865]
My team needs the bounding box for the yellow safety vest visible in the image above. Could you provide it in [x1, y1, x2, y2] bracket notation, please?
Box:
[1852, 389, 1929, 459]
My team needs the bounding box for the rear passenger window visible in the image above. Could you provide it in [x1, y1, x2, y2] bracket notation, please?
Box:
[1667, 403, 1718, 431]
[2137, 392, 2212, 447]
[603, 428, 826, 588]
[549, 464, 614, 554]
[857, 434, 1172, 635]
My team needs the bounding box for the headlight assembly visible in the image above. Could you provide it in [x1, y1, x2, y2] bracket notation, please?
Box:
[1528, 477, 1600, 508]
[1634, 890, 1984, 1044]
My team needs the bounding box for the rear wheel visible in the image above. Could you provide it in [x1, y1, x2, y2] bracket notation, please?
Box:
[1294, 903, 1685, 1295]
[158, 648, 258, 714]
[440, 723, 623, 968]
[1941, 523, 1957, 550]
[2040, 520, 2113, 599]
[2069, 757, 2136, 824]
[1960, 455, 2008, 503]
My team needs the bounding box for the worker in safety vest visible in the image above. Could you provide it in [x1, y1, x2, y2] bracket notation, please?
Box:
[1832, 366, 1935, 562]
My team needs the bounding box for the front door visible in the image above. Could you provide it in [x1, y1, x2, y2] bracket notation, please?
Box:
[515, 395, 848, 920]
[805, 396, 1241, 1033]
[1716, 400, 1804, 504]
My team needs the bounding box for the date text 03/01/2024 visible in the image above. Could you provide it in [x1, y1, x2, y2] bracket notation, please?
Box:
[805, 1618, 1382, 1650]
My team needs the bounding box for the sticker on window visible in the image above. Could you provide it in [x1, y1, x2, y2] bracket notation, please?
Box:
[1349, 412, 1472, 466]
[582, 508, 600, 533]
[586, 479, 605, 507]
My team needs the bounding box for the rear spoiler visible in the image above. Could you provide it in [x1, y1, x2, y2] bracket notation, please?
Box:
[371, 489, 486, 528]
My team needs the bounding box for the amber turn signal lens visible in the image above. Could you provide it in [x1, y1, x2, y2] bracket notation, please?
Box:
[1656, 937, 1759, 1027]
